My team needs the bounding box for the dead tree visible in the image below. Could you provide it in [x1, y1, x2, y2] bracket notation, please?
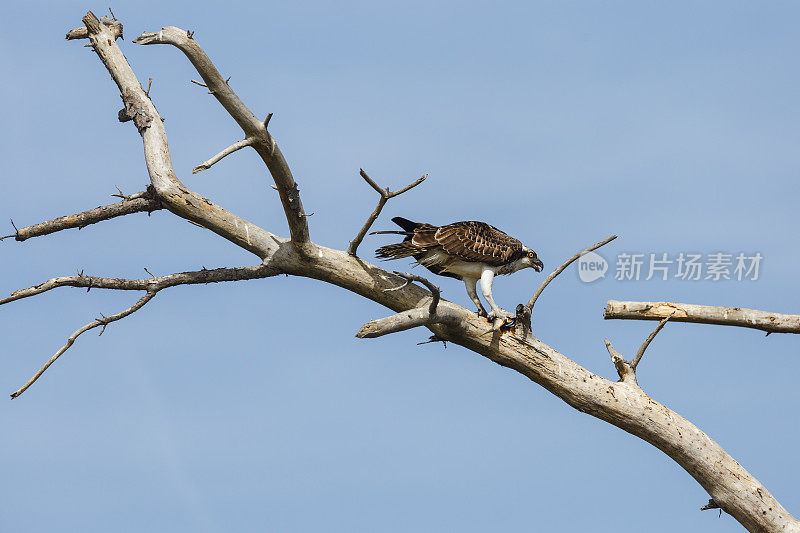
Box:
[2, 12, 798, 533]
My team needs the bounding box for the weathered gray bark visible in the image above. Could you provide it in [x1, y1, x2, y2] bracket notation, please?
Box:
[605, 300, 800, 334]
[3, 12, 798, 533]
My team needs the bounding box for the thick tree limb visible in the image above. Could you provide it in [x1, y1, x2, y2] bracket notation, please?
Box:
[1, 187, 161, 242]
[193, 137, 256, 174]
[356, 271, 443, 338]
[604, 300, 800, 334]
[131, 26, 311, 243]
[347, 169, 427, 256]
[356, 305, 461, 338]
[6, 265, 276, 398]
[8, 13, 795, 532]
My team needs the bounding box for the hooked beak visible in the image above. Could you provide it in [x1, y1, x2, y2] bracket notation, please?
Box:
[532, 258, 544, 272]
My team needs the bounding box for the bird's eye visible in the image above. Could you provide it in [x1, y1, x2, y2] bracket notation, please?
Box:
[528, 252, 535, 258]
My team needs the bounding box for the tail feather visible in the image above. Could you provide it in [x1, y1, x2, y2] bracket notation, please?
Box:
[391, 217, 420, 232]
[368, 230, 411, 236]
[375, 242, 429, 260]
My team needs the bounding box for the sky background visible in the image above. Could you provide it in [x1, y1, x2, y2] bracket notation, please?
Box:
[2, 2, 799, 531]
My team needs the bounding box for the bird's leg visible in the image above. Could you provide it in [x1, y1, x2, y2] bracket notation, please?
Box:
[464, 277, 487, 317]
[480, 268, 512, 322]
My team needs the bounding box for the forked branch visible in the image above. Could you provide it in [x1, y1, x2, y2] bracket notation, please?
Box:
[6, 265, 277, 398]
[132, 26, 310, 243]
[356, 272, 450, 338]
[604, 313, 672, 384]
[11, 290, 157, 399]
[348, 169, 427, 256]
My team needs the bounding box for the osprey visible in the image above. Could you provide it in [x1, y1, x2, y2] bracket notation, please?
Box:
[374, 217, 544, 322]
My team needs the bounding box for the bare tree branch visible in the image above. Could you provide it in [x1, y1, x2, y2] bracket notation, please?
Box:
[356, 271, 444, 338]
[193, 137, 256, 174]
[630, 312, 673, 370]
[1, 265, 277, 307]
[6, 264, 277, 399]
[131, 26, 311, 243]
[10, 290, 157, 399]
[604, 313, 672, 384]
[66, 15, 122, 41]
[525, 234, 617, 312]
[1, 187, 161, 242]
[355, 305, 460, 339]
[9, 13, 795, 532]
[72, 12, 283, 259]
[347, 169, 427, 256]
[604, 300, 800, 334]
[515, 235, 617, 333]
[394, 271, 440, 315]
[603, 338, 636, 383]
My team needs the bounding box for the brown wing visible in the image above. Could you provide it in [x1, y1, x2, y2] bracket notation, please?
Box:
[409, 223, 439, 248]
[433, 221, 522, 266]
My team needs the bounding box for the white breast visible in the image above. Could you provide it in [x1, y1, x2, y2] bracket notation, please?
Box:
[419, 250, 491, 278]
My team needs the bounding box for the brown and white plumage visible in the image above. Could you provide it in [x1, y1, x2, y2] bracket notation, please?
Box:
[375, 217, 543, 321]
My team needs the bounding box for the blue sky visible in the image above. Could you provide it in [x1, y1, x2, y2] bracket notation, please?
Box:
[2, 2, 799, 531]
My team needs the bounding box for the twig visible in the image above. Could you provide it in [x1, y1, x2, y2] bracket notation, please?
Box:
[347, 169, 427, 256]
[192, 137, 255, 174]
[6, 188, 161, 242]
[604, 300, 800, 335]
[525, 235, 617, 312]
[145, 77, 152, 97]
[11, 290, 158, 398]
[630, 313, 674, 370]
[190, 79, 208, 88]
[383, 279, 411, 292]
[394, 271, 440, 315]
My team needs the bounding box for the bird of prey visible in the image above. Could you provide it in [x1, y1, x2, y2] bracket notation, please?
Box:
[374, 217, 543, 322]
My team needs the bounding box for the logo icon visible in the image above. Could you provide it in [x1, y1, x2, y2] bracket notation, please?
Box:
[578, 251, 608, 283]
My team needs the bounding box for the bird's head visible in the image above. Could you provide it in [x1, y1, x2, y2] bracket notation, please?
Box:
[521, 247, 544, 272]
